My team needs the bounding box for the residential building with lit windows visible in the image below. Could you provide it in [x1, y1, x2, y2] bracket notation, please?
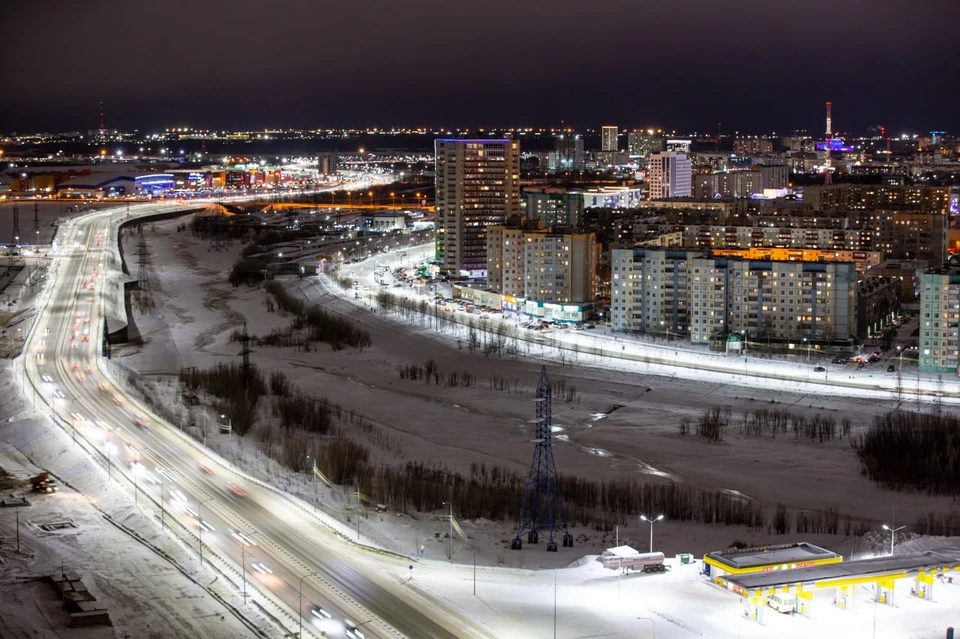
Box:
[918, 268, 960, 373]
[627, 131, 664, 157]
[647, 151, 692, 199]
[523, 188, 584, 228]
[611, 247, 857, 345]
[487, 224, 596, 305]
[601, 125, 619, 152]
[803, 184, 951, 213]
[435, 138, 520, 277]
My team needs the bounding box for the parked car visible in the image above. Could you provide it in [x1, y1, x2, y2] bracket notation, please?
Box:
[814, 366, 826, 372]
[886, 364, 896, 372]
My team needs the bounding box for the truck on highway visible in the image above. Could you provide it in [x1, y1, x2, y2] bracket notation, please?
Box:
[599, 546, 667, 573]
[30, 472, 58, 494]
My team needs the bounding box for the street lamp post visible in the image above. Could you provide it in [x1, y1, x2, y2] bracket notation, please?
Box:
[298, 570, 318, 638]
[198, 497, 215, 566]
[442, 501, 454, 561]
[637, 617, 657, 638]
[639, 514, 664, 553]
[881, 523, 905, 556]
[221, 414, 235, 459]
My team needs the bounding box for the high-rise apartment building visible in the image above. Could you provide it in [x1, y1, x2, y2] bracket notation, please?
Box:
[734, 137, 774, 155]
[523, 189, 584, 228]
[601, 125, 619, 152]
[487, 225, 596, 304]
[627, 131, 664, 157]
[435, 138, 520, 277]
[919, 268, 960, 373]
[804, 184, 951, 213]
[694, 171, 761, 199]
[647, 151, 692, 199]
[554, 135, 584, 171]
[610, 248, 857, 344]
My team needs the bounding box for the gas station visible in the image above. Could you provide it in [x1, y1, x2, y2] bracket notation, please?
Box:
[705, 544, 960, 625]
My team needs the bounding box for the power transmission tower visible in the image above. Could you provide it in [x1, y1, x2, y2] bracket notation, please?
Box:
[238, 322, 252, 391]
[512, 366, 572, 552]
[10, 202, 23, 265]
[135, 224, 155, 312]
[208, 210, 226, 252]
[33, 201, 40, 245]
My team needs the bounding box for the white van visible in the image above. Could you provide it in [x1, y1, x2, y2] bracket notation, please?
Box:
[768, 593, 797, 614]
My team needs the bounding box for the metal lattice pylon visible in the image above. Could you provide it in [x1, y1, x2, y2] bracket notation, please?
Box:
[135, 224, 155, 312]
[9, 203, 23, 265]
[512, 366, 572, 552]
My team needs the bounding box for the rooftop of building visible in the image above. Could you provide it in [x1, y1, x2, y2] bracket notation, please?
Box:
[705, 542, 839, 570]
[727, 551, 960, 590]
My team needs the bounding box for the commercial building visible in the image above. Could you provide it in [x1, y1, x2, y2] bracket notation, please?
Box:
[647, 151, 692, 199]
[435, 138, 521, 277]
[703, 542, 842, 587]
[580, 186, 645, 209]
[856, 276, 901, 338]
[611, 247, 857, 345]
[918, 268, 960, 373]
[55, 173, 174, 197]
[601, 125, 619, 152]
[360, 212, 408, 233]
[523, 189, 584, 228]
[486, 223, 596, 305]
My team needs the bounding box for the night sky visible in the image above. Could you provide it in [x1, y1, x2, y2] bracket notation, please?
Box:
[1, 0, 958, 135]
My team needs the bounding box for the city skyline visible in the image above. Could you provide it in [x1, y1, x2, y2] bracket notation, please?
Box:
[1, 0, 957, 134]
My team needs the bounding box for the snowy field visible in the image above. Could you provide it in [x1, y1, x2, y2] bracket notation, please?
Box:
[98, 214, 960, 638]
[0, 363, 265, 639]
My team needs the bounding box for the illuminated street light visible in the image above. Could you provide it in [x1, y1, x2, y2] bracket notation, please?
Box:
[882, 523, 905, 556]
[639, 514, 664, 553]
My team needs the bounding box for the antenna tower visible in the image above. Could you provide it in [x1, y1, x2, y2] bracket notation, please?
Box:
[135, 224, 155, 312]
[512, 366, 572, 552]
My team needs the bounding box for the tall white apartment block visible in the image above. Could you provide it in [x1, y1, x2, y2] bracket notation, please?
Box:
[647, 151, 692, 199]
[487, 226, 596, 304]
[601, 125, 619, 152]
[611, 248, 857, 343]
[919, 269, 960, 373]
[435, 138, 520, 277]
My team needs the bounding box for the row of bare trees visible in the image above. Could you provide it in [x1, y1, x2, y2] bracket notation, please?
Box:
[264, 281, 371, 350]
[680, 406, 851, 443]
[856, 411, 960, 495]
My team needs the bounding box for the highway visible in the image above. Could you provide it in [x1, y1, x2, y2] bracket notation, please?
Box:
[21, 204, 481, 639]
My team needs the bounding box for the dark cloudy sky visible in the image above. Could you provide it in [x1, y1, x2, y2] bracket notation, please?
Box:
[1, 0, 957, 135]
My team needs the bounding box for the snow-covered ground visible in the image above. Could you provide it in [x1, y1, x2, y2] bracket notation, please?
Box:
[103, 215, 960, 638]
[0, 362, 265, 638]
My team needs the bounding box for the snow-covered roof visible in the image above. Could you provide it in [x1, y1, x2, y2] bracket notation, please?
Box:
[604, 545, 640, 557]
[706, 542, 839, 569]
[728, 551, 960, 590]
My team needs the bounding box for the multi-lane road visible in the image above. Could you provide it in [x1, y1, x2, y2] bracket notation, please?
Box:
[21, 204, 483, 639]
